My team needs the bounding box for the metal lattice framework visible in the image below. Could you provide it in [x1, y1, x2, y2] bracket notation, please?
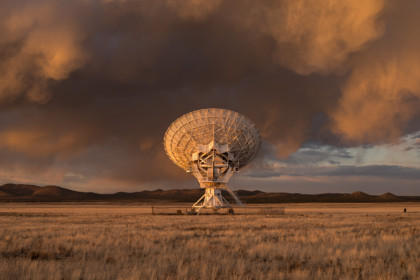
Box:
[164, 108, 261, 212]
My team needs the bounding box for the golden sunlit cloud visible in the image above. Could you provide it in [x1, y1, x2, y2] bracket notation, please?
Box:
[252, 0, 385, 75]
[0, 1, 86, 103]
[331, 2, 420, 144]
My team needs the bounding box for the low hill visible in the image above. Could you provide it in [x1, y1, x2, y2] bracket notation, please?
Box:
[0, 184, 97, 201]
[0, 183, 419, 203]
[0, 184, 40, 196]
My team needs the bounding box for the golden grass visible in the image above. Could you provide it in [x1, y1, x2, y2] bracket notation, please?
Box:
[0, 203, 419, 280]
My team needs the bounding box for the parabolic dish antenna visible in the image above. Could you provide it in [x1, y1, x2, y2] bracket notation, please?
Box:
[164, 108, 261, 212]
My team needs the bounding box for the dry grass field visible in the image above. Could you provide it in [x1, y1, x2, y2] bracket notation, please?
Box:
[0, 203, 419, 280]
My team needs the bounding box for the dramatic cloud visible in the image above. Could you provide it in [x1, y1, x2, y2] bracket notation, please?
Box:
[0, 0, 419, 193]
[331, 1, 420, 144]
[250, 0, 385, 75]
[0, 1, 87, 103]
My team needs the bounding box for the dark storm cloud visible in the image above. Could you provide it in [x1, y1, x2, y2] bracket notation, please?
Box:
[0, 0, 419, 190]
[321, 165, 420, 180]
[243, 170, 287, 179]
[248, 142, 354, 176]
[284, 144, 354, 165]
[243, 165, 420, 180]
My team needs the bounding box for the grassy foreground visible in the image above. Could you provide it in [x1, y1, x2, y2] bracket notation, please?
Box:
[0, 203, 419, 280]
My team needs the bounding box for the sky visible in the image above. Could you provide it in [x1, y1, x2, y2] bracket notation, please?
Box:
[0, 0, 419, 195]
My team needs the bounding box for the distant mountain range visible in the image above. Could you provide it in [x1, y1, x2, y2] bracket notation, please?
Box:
[0, 183, 419, 203]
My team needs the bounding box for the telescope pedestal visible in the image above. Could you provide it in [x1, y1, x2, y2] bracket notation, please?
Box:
[192, 185, 244, 213]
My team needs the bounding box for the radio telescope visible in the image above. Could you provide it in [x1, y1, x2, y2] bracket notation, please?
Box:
[164, 108, 261, 212]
